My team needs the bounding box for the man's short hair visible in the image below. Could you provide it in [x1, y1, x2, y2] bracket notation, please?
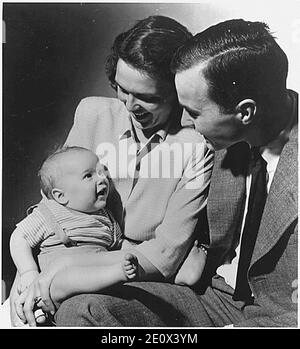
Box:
[38, 146, 90, 199]
[172, 19, 288, 113]
[105, 15, 192, 89]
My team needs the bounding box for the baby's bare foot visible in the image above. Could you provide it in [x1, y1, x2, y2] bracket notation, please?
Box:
[123, 253, 139, 281]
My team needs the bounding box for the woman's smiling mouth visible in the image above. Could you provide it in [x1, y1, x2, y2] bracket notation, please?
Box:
[131, 111, 152, 123]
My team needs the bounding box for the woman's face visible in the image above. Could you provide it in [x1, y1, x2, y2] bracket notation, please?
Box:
[115, 59, 177, 133]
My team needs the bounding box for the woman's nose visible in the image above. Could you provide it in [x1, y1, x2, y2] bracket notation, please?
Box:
[125, 94, 137, 112]
[118, 89, 138, 112]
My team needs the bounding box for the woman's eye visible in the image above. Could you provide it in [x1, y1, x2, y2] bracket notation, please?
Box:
[142, 97, 161, 104]
[84, 173, 92, 179]
[117, 85, 128, 95]
[137, 94, 163, 104]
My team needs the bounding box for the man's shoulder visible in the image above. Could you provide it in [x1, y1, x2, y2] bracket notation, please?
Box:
[280, 89, 298, 149]
[289, 123, 298, 143]
[288, 88, 298, 100]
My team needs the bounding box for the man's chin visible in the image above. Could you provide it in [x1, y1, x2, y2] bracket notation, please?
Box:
[203, 137, 217, 151]
[204, 137, 228, 151]
[206, 141, 215, 151]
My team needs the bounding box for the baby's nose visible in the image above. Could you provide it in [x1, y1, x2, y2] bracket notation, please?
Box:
[96, 172, 107, 183]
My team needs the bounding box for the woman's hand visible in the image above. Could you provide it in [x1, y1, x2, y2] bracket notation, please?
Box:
[14, 270, 56, 326]
[13, 255, 74, 326]
[18, 269, 39, 294]
[9, 273, 27, 327]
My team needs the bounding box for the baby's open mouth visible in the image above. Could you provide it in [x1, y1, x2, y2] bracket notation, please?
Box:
[97, 186, 107, 196]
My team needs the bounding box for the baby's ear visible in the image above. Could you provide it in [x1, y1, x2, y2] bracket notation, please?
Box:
[51, 188, 68, 205]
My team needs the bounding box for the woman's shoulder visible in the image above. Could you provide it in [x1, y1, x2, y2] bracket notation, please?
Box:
[168, 126, 207, 145]
[74, 97, 128, 129]
[77, 96, 126, 116]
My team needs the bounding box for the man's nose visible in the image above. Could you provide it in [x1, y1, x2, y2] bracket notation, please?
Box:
[181, 110, 195, 128]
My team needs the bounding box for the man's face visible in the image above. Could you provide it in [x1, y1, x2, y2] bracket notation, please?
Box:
[115, 59, 177, 133]
[175, 64, 244, 150]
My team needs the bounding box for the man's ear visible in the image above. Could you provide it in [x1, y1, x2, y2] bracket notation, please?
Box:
[235, 99, 256, 125]
[51, 188, 68, 205]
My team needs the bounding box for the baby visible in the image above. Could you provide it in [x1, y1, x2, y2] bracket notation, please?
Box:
[10, 146, 207, 325]
[10, 146, 138, 322]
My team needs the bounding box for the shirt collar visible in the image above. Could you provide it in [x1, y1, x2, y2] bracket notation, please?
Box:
[119, 118, 170, 143]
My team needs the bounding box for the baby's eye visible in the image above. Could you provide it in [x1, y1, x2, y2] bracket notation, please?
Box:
[84, 173, 93, 179]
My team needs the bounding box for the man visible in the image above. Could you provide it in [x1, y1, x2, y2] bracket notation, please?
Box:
[172, 19, 297, 326]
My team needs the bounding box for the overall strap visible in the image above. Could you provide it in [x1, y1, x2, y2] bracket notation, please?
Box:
[37, 202, 77, 248]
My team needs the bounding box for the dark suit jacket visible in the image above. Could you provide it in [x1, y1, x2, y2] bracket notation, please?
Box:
[206, 95, 298, 327]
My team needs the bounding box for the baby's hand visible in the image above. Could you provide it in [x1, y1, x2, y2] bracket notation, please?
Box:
[18, 270, 40, 294]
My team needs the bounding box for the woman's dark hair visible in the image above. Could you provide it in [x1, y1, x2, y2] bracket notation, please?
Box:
[172, 19, 288, 113]
[106, 15, 192, 89]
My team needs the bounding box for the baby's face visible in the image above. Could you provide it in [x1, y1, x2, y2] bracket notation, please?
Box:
[56, 150, 109, 213]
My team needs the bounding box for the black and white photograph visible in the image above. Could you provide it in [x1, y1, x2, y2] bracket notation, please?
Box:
[1, 0, 299, 332]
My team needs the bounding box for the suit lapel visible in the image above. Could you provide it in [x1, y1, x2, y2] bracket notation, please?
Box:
[208, 142, 249, 249]
[251, 125, 298, 266]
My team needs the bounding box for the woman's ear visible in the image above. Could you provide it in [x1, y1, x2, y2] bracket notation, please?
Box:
[51, 188, 68, 205]
[235, 99, 256, 125]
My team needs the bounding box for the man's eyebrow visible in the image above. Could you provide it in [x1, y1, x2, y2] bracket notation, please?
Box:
[179, 103, 199, 115]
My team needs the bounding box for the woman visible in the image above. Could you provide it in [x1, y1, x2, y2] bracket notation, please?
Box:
[11, 15, 213, 326]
